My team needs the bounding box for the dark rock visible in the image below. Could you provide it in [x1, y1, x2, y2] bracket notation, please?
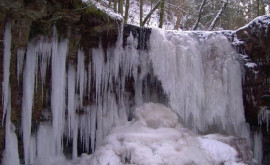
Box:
[228, 15, 270, 165]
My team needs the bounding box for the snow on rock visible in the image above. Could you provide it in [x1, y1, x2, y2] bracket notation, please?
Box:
[82, 0, 123, 20]
[245, 62, 257, 68]
[88, 103, 249, 165]
[237, 15, 270, 33]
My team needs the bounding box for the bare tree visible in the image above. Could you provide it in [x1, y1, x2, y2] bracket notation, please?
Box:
[114, 0, 117, 12]
[192, 0, 207, 30]
[109, 0, 112, 8]
[118, 0, 123, 15]
[174, 0, 184, 30]
[140, 0, 144, 26]
[142, 0, 162, 26]
[159, 0, 165, 28]
[124, 0, 130, 24]
[208, 0, 228, 31]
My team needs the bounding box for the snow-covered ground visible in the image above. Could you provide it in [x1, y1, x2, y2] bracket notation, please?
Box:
[31, 103, 251, 165]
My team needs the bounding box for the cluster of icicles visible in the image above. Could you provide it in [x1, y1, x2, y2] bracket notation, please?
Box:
[2, 22, 259, 164]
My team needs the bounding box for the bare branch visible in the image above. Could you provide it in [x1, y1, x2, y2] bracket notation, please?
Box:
[142, 0, 162, 26]
[192, 0, 207, 30]
[208, 0, 228, 31]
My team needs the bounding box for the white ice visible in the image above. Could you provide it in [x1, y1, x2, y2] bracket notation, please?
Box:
[87, 103, 249, 165]
[2, 22, 20, 165]
[253, 131, 263, 164]
[149, 28, 249, 139]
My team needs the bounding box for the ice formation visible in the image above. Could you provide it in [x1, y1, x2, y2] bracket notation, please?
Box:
[1, 23, 257, 164]
[86, 103, 249, 165]
[253, 131, 263, 165]
[149, 28, 250, 138]
[2, 23, 20, 165]
[258, 106, 270, 131]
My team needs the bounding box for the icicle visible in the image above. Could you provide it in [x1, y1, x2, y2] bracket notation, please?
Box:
[39, 40, 52, 95]
[68, 64, 76, 138]
[253, 131, 263, 164]
[2, 23, 11, 124]
[21, 42, 38, 165]
[76, 50, 85, 107]
[67, 64, 78, 158]
[90, 106, 97, 151]
[258, 106, 270, 132]
[2, 23, 20, 165]
[149, 28, 248, 137]
[88, 62, 92, 99]
[29, 135, 36, 164]
[36, 123, 55, 159]
[16, 49, 25, 83]
[51, 36, 68, 155]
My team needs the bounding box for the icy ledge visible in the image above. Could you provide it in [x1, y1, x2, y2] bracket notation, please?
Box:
[80, 103, 252, 165]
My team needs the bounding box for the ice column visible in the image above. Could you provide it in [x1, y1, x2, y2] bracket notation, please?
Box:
[149, 28, 249, 137]
[21, 42, 38, 164]
[77, 50, 85, 107]
[51, 38, 68, 155]
[16, 49, 25, 83]
[67, 64, 78, 158]
[2, 23, 20, 165]
[254, 131, 263, 164]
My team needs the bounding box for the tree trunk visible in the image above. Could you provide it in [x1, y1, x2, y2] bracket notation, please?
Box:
[174, 0, 182, 30]
[124, 0, 130, 24]
[208, 0, 228, 31]
[118, 0, 123, 15]
[114, 0, 117, 12]
[159, 0, 165, 28]
[192, 0, 206, 30]
[109, 0, 112, 8]
[257, 0, 260, 16]
[140, 0, 144, 26]
[260, 0, 266, 15]
[142, 0, 161, 26]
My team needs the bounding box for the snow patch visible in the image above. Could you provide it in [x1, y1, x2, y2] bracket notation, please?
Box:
[88, 103, 248, 165]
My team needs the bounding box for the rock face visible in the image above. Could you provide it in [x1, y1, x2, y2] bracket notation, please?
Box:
[230, 15, 270, 164]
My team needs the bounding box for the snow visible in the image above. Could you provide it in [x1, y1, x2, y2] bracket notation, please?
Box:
[87, 103, 248, 165]
[237, 15, 270, 32]
[82, 0, 122, 20]
[245, 62, 257, 68]
[2, 124, 20, 165]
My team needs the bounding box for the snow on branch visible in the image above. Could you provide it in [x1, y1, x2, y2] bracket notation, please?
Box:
[208, 0, 228, 31]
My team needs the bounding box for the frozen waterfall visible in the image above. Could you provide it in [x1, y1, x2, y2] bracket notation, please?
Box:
[1, 24, 256, 164]
[149, 29, 250, 137]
